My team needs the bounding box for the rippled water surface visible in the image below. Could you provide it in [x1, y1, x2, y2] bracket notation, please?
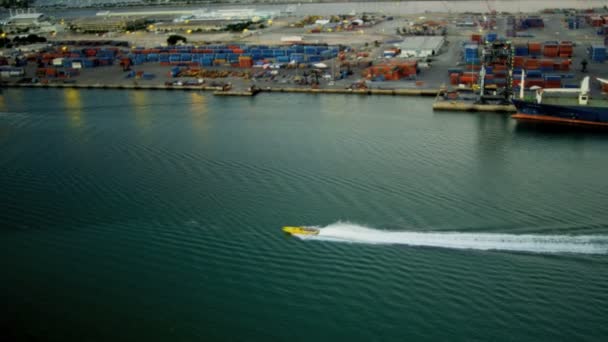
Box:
[1, 89, 608, 341]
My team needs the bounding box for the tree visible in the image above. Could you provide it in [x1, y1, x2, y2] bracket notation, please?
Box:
[167, 34, 186, 46]
[12, 34, 46, 45]
[225, 21, 253, 32]
[0, 37, 11, 48]
[1, 0, 32, 9]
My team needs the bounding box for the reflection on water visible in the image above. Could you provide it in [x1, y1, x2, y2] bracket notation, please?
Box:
[319, 94, 349, 117]
[514, 121, 608, 139]
[130, 90, 150, 129]
[64, 89, 82, 128]
[190, 92, 210, 136]
[475, 113, 513, 161]
[190, 92, 207, 116]
[0, 94, 6, 112]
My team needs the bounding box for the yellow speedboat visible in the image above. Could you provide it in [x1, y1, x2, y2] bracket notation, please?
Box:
[282, 226, 319, 236]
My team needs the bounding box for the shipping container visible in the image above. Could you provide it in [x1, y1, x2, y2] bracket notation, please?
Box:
[528, 42, 542, 56]
[485, 33, 498, 42]
[590, 45, 606, 62]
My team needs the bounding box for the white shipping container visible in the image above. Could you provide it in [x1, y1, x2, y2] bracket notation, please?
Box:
[52, 58, 63, 66]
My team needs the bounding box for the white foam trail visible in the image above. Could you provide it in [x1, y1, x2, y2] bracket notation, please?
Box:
[297, 223, 608, 254]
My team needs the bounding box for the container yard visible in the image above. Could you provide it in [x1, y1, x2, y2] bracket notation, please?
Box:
[0, 4, 608, 105]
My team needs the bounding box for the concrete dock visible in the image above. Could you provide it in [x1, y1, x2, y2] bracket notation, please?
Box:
[3, 82, 443, 98]
[4, 82, 223, 91]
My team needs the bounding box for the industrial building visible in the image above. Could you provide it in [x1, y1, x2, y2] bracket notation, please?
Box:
[397, 36, 445, 58]
[153, 19, 229, 33]
[68, 16, 148, 33]
[1, 11, 59, 33]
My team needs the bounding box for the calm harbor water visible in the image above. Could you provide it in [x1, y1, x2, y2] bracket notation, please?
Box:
[1, 89, 608, 341]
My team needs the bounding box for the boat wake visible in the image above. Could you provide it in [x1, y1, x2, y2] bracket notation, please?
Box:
[297, 222, 608, 254]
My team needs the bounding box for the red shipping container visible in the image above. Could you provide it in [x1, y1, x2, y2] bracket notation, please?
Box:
[450, 73, 459, 85]
[84, 48, 97, 57]
[558, 44, 573, 56]
[540, 59, 554, 67]
[591, 16, 603, 27]
[493, 64, 507, 71]
[543, 46, 558, 57]
[526, 79, 545, 88]
[458, 76, 478, 85]
[525, 59, 540, 69]
[528, 42, 542, 53]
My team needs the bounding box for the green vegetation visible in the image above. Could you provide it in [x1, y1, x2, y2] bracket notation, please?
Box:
[1, 0, 33, 8]
[225, 21, 253, 32]
[0, 37, 11, 48]
[12, 34, 47, 45]
[167, 34, 187, 46]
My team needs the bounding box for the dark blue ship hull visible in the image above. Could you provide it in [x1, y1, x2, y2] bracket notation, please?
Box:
[512, 99, 608, 126]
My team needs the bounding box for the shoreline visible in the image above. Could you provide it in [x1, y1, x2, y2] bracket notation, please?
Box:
[4, 82, 441, 96]
[3, 83, 517, 112]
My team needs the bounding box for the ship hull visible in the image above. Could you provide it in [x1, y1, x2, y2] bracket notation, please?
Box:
[511, 99, 608, 126]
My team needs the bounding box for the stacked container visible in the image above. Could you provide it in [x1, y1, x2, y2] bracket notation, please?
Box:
[458, 71, 478, 85]
[544, 75, 562, 88]
[558, 42, 573, 57]
[514, 44, 529, 56]
[238, 56, 252, 68]
[528, 42, 542, 56]
[590, 45, 606, 62]
[523, 17, 544, 28]
[567, 17, 581, 29]
[463, 44, 479, 64]
[543, 42, 559, 57]
[589, 16, 604, 27]
[485, 33, 498, 42]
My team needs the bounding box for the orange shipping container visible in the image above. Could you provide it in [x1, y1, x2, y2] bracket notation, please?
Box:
[525, 59, 540, 69]
[528, 42, 542, 52]
[459, 75, 478, 85]
[540, 59, 554, 67]
[543, 46, 558, 57]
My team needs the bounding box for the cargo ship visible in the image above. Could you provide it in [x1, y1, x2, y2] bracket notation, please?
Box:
[512, 76, 608, 126]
